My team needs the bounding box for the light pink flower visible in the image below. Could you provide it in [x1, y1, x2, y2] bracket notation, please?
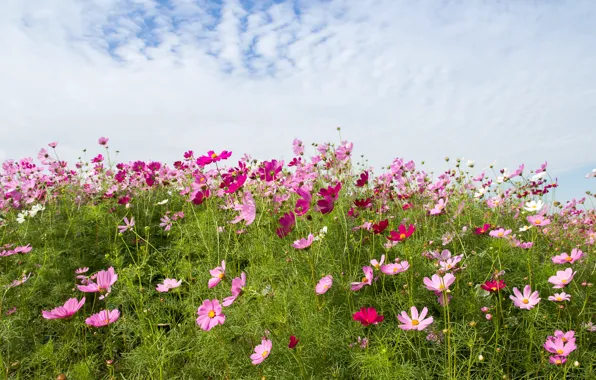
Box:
[489, 228, 511, 238]
[544, 334, 577, 356]
[9, 273, 32, 288]
[423, 273, 455, 292]
[77, 267, 118, 295]
[223, 272, 247, 306]
[370, 255, 385, 270]
[42, 297, 86, 320]
[85, 309, 120, 327]
[552, 248, 584, 264]
[230, 192, 256, 226]
[292, 234, 314, 249]
[98, 137, 109, 146]
[118, 217, 135, 233]
[351, 266, 373, 291]
[75, 267, 89, 274]
[208, 261, 226, 288]
[548, 292, 571, 302]
[397, 306, 434, 331]
[527, 215, 551, 227]
[250, 338, 272, 365]
[510, 285, 540, 310]
[156, 278, 182, 292]
[48, 142, 58, 148]
[380, 261, 410, 275]
[548, 268, 575, 288]
[315, 275, 333, 295]
[196, 299, 226, 331]
[549, 356, 567, 365]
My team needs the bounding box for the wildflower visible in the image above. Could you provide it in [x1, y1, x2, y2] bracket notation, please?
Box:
[548, 268, 575, 288]
[548, 292, 571, 302]
[423, 273, 455, 292]
[5, 307, 17, 316]
[351, 266, 373, 291]
[156, 278, 182, 293]
[551, 248, 584, 264]
[155, 199, 169, 205]
[370, 255, 385, 270]
[387, 224, 415, 242]
[313, 226, 328, 241]
[519, 225, 531, 232]
[208, 261, 226, 288]
[544, 332, 577, 356]
[352, 307, 384, 326]
[223, 272, 246, 306]
[292, 234, 315, 249]
[288, 335, 299, 349]
[397, 306, 434, 331]
[75, 267, 89, 274]
[524, 200, 544, 212]
[292, 138, 304, 155]
[42, 297, 86, 320]
[510, 285, 540, 310]
[372, 219, 389, 234]
[251, 338, 272, 365]
[85, 309, 120, 327]
[77, 267, 118, 295]
[294, 188, 311, 216]
[276, 211, 296, 238]
[196, 299, 226, 331]
[9, 273, 32, 288]
[160, 214, 172, 231]
[380, 261, 410, 275]
[439, 256, 461, 271]
[481, 279, 506, 293]
[98, 137, 109, 146]
[527, 215, 551, 227]
[315, 275, 333, 295]
[485, 314, 492, 320]
[196, 150, 232, 166]
[549, 356, 567, 365]
[430, 199, 447, 215]
[489, 228, 511, 238]
[48, 141, 58, 148]
[355, 171, 369, 187]
[118, 217, 135, 233]
[481, 306, 489, 313]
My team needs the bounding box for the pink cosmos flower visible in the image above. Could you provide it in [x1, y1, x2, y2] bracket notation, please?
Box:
[548, 292, 571, 302]
[510, 285, 540, 310]
[156, 278, 182, 293]
[439, 256, 462, 272]
[85, 309, 120, 327]
[544, 333, 577, 356]
[552, 248, 584, 264]
[380, 261, 410, 275]
[548, 268, 575, 288]
[48, 142, 58, 148]
[423, 273, 456, 292]
[98, 137, 109, 146]
[549, 356, 567, 365]
[9, 273, 32, 288]
[352, 307, 384, 326]
[294, 187, 312, 216]
[397, 306, 434, 331]
[370, 255, 385, 270]
[42, 297, 86, 320]
[292, 138, 304, 155]
[489, 228, 511, 238]
[118, 217, 135, 233]
[387, 224, 415, 242]
[223, 272, 246, 306]
[292, 234, 315, 249]
[276, 211, 296, 238]
[230, 192, 256, 226]
[77, 267, 118, 295]
[430, 199, 447, 215]
[351, 266, 373, 291]
[250, 338, 272, 365]
[208, 261, 226, 288]
[196, 150, 232, 166]
[75, 267, 89, 274]
[315, 275, 333, 295]
[196, 299, 226, 331]
[527, 215, 551, 227]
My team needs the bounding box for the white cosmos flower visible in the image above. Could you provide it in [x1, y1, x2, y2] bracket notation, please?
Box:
[519, 225, 532, 232]
[466, 160, 475, 168]
[16, 212, 27, 224]
[524, 200, 544, 212]
[155, 199, 169, 205]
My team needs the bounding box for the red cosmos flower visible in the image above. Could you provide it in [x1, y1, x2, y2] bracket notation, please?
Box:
[355, 171, 369, 187]
[354, 198, 373, 209]
[196, 150, 232, 166]
[288, 335, 300, 349]
[372, 219, 389, 234]
[352, 307, 384, 327]
[387, 224, 415, 242]
[481, 280, 506, 293]
[474, 223, 491, 235]
[276, 211, 296, 238]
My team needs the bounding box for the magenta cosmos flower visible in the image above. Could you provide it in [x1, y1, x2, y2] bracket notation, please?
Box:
[544, 331, 576, 357]
[156, 278, 182, 293]
[481, 279, 506, 293]
[98, 136, 109, 146]
[251, 338, 272, 365]
[548, 268, 576, 289]
[85, 309, 120, 327]
[510, 285, 540, 310]
[223, 272, 246, 306]
[42, 297, 86, 320]
[423, 273, 455, 292]
[196, 299, 226, 331]
[77, 267, 118, 295]
[386, 224, 415, 242]
[196, 150, 232, 166]
[552, 248, 584, 264]
[351, 266, 373, 291]
[208, 260, 226, 288]
[380, 261, 410, 275]
[292, 233, 315, 249]
[353, 307, 384, 326]
[315, 275, 333, 295]
[397, 306, 434, 331]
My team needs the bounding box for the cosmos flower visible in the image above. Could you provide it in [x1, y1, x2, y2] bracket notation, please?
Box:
[510, 285, 540, 310]
[196, 299, 226, 331]
[397, 306, 434, 331]
[42, 297, 86, 320]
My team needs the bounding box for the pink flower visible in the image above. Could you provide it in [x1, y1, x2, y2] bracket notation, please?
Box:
[156, 278, 182, 293]
[527, 215, 551, 227]
[552, 248, 584, 264]
[208, 261, 226, 288]
[75, 267, 89, 274]
[9, 273, 32, 288]
[549, 356, 567, 365]
[292, 138, 304, 156]
[294, 187, 312, 216]
[276, 211, 296, 238]
[423, 273, 455, 292]
[315, 275, 333, 295]
[548, 292, 571, 302]
[196, 150, 232, 166]
[380, 261, 410, 275]
[42, 297, 86, 320]
[250, 338, 272, 365]
[230, 192, 256, 226]
[548, 268, 575, 288]
[118, 216, 135, 233]
[196, 299, 226, 331]
[98, 137, 109, 146]
[77, 267, 118, 295]
[352, 307, 384, 326]
[489, 228, 511, 238]
[386, 224, 415, 242]
[351, 266, 373, 291]
[292, 234, 314, 249]
[544, 333, 577, 356]
[370, 255, 385, 270]
[397, 306, 434, 331]
[288, 335, 300, 349]
[223, 272, 246, 306]
[48, 142, 58, 148]
[430, 199, 447, 215]
[510, 285, 540, 310]
[85, 309, 120, 327]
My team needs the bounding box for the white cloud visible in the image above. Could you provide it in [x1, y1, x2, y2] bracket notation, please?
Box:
[0, 0, 595, 202]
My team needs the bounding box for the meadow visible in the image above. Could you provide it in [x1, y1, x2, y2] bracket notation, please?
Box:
[0, 137, 594, 379]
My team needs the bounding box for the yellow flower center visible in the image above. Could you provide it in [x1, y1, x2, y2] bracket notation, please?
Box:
[565, 257, 572, 261]
[534, 220, 542, 225]
[208, 310, 215, 318]
[399, 233, 406, 239]
[555, 359, 562, 365]
[522, 299, 529, 304]
[498, 232, 503, 237]
[323, 285, 329, 289]
[361, 277, 367, 283]
[211, 153, 218, 159]
[218, 273, 224, 279]
[439, 284, 445, 290]
[561, 279, 567, 284]
[393, 267, 398, 273]
[557, 349, 564, 354]
[411, 319, 419, 326]
[556, 296, 562, 301]
[261, 350, 268, 358]
[491, 287, 497, 291]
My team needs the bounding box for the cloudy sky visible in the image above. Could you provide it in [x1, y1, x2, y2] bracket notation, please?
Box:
[1, 0, 595, 202]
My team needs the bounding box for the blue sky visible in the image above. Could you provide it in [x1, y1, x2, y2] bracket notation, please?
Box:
[0, 0, 595, 203]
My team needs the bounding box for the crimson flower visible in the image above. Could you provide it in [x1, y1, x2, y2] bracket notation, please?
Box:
[196, 150, 232, 166]
[288, 335, 300, 349]
[474, 223, 491, 235]
[372, 219, 389, 234]
[481, 279, 506, 293]
[355, 171, 369, 187]
[353, 307, 384, 327]
[354, 198, 373, 209]
[276, 211, 296, 238]
[387, 224, 415, 241]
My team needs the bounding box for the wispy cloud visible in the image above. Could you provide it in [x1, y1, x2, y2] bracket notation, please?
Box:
[1, 0, 595, 199]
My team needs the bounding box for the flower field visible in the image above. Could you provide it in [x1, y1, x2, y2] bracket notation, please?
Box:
[0, 137, 594, 379]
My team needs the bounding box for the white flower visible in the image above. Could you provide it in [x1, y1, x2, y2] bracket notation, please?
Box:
[466, 160, 475, 168]
[155, 199, 169, 205]
[531, 172, 547, 181]
[474, 188, 486, 198]
[519, 225, 531, 232]
[524, 200, 544, 213]
[313, 226, 328, 241]
[16, 212, 27, 224]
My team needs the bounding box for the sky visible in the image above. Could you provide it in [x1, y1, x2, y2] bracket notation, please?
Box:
[0, 0, 595, 203]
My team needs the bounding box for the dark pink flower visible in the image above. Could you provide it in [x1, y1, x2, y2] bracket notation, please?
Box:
[353, 307, 384, 326]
